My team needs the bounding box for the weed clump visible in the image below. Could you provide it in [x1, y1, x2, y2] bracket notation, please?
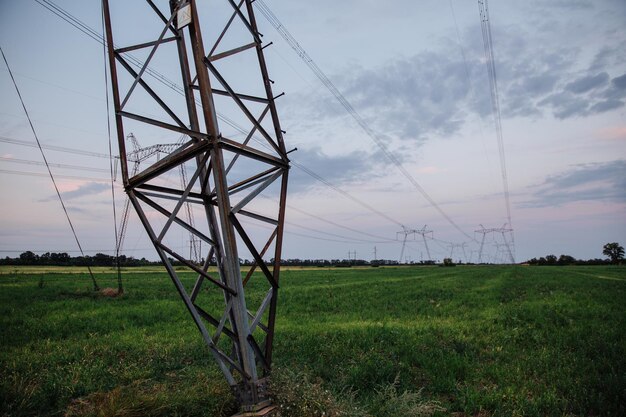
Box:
[369, 375, 445, 417]
[270, 367, 361, 417]
[270, 368, 443, 417]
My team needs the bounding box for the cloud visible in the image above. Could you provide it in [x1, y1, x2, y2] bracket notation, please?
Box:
[537, 0, 593, 10]
[289, 147, 376, 193]
[589, 44, 626, 73]
[589, 98, 624, 113]
[598, 126, 626, 140]
[520, 160, 626, 208]
[338, 52, 472, 140]
[565, 72, 609, 94]
[277, 0, 626, 161]
[296, 22, 625, 143]
[39, 182, 108, 202]
[611, 73, 626, 90]
[537, 72, 626, 118]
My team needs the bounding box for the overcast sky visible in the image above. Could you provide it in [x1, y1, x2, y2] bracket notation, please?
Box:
[0, 0, 624, 263]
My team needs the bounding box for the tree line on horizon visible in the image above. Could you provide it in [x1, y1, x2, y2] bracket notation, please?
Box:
[0, 251, 157, 267]
[1, 245, 622, 267]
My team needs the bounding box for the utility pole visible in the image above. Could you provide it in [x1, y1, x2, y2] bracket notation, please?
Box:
[103, 1, 289, 415]
[373, 246, 377, 261]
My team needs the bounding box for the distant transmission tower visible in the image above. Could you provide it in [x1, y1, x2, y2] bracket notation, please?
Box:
[397, 226, 417, 264]
[116, 133, 183, 256]
[448, 242, 468, 263]
[415, 225, 433, 262]
[103, 1, 289, 414]
[475, 224, 514, 264]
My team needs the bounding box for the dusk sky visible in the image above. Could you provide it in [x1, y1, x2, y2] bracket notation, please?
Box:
[1, 0, 625, 263]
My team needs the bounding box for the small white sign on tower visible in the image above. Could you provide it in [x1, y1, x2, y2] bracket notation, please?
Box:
[177, 4, 192, 29]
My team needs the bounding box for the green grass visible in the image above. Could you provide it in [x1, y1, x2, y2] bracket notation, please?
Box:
[1, 266, 624, 416]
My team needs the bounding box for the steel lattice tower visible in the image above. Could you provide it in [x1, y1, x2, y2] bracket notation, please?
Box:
[475, 224, 514, 264]
[103, 1, 289, 414]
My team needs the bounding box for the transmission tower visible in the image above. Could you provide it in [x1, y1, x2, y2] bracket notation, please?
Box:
[415, 225, 433, 262]
[447, 242, 468, 263]
[103, 1, 289, 414]
[475, 224, 514, 264]
[396, 226, 417, 264]
[116, 133, 183, 255]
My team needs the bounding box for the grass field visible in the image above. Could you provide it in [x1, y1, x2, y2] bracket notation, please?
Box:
[1, 265, 625, 416]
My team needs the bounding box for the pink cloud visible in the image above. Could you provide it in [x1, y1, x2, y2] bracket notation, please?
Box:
[416, 166, 440, 174]
[598, 126, 626, 140]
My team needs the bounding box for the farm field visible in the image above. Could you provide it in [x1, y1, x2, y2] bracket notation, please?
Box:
[1, 265, 625, 417]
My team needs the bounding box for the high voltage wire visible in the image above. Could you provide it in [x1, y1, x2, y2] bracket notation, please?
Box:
[478, 0, 515, 262]
[254, 0, 475, 242]
[0, 138, 397, 244]
[0, 156, 110, 173]
[100, 0, 124, 293]
[448, 0, 497, 197]
[0, 169, 109, 182]
[0, 157, 398, 245]
[285, 203, 397, 242]
[285, 220, 393, 244]
[290, 161, 404, 228]
[241, 218, 391, 245]
[1, 45, 100, 290]
[33, 0, 410, 232]
[28, 1, 491, 256]
[30, 0, 503, 255]
[0, 135, 112, 158]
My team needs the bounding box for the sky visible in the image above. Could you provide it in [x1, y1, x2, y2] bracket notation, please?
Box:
[0, 0, 625, 264]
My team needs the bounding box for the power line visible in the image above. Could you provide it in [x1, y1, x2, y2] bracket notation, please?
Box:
[241, 218, 390, 245]
[101, 0, 123, 294]
[254, 0, 474, 242]
[290, 161, 404, 228]
[478, 0, 515, 260]
[0, 135, 112, 158]
[0, 156, 110, 173]
[1, 45, 99, 291]
[285, 220, 393, 244]
[33, 0, 410, 233]
[285, 203, 397, 242]
[0, 169, 109, 181]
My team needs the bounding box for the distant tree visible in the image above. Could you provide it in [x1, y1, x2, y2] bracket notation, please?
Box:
[19, 251, 37, 265]
[442, 258, 456, 267]
[603, 242, 624, 264]
[558, 255, 576, 265]
[545, 254, 557, 265]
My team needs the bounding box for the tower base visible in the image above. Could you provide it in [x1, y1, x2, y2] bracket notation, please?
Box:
[231, 405, 277, 417]
[230, 377, 274, 416]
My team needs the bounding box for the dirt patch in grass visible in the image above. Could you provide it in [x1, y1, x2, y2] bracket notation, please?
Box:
[64, 382, 165, 417]
[100, 288, 122, 297]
